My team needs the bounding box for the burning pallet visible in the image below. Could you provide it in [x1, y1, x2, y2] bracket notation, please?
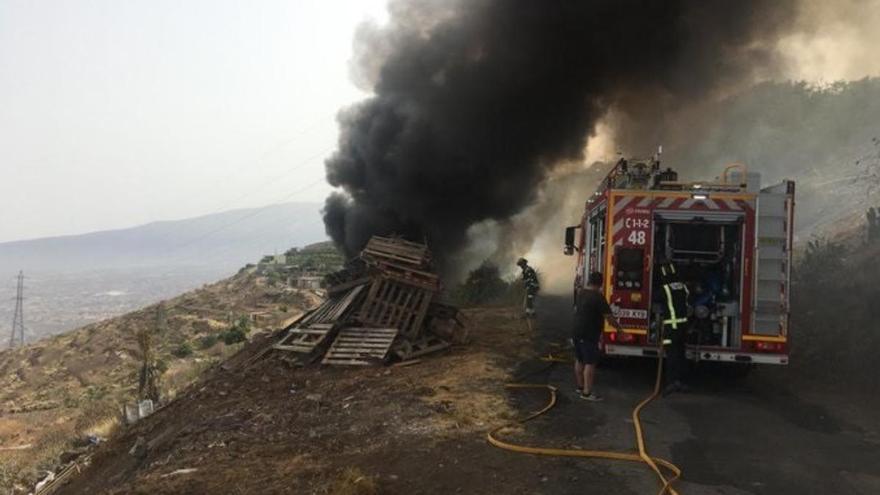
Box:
[274, 236, 460, 366]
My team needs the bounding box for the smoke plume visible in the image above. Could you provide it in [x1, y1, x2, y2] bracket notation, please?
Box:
[323, 0, 799, 268]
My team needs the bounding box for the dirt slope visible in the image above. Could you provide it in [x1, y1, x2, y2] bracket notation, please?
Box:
[53, 306, 541, 494]
[0, 269, 320, 492]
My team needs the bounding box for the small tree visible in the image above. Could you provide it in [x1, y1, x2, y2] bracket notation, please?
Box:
[135, 327, 162, 403]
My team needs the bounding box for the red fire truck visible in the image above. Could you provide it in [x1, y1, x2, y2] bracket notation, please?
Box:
[564, 157, 795, 365]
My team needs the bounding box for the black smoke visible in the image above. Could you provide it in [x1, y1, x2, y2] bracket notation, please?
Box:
[323, 0, 797, 264]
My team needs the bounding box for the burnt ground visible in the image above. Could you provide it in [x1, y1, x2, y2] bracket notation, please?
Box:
[55, 297, 880, 495]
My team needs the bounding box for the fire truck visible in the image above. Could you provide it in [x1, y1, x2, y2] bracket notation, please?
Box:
[564, 156, 795, 365]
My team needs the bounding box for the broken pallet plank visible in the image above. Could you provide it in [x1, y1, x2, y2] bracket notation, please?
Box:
[322, 327, 399, 366]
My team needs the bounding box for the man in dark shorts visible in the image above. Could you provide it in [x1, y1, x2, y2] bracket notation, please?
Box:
[573, 272, 622, 401]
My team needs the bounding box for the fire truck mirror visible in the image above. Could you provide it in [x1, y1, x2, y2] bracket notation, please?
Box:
[563, 226, 578, 255]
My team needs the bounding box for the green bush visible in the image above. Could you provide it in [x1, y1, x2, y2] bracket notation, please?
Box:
[198, 334, 219, 349]
[450, 262, 514, 306]
[790, 235, 880, 392]
[172, 342, 193, 358]
[233, 315, 252, 334]
[222, 328, 247, 345]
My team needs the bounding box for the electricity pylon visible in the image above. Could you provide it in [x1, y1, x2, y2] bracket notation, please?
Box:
[9, 271, 25, 348]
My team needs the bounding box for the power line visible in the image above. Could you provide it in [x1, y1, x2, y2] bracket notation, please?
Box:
[211, 148, 330, 212]
[9, 271, 25, 348]
[162, 175, 328, 260]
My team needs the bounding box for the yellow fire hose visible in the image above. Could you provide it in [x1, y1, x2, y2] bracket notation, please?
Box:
[487, 319, 681, 495]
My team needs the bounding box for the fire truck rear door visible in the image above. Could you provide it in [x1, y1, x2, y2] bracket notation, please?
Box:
[753, 180, 795, 336]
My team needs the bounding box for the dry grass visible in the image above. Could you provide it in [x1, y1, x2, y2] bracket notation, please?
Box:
[0, 425, 73, 491]
[329, 467, 379, 495]
[0, 271, 320, 493]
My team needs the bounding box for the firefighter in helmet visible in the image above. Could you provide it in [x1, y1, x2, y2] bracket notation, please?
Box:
[657, 259, 690, 395]
[517, 258, 540, 318]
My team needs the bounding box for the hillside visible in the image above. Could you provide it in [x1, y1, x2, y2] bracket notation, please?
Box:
[51, 307, 535, 495]
[0, 202, 326, 342]
[0, 268, 322, 492]
[0, 201, 325, 275]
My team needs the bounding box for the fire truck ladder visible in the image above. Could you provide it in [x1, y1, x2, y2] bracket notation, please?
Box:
[754, 182, 793, 336]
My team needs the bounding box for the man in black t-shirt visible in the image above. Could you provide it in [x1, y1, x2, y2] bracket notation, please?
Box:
[573, 272, 622, 401]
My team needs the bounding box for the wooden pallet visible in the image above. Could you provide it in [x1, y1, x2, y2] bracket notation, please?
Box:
[357, 277, 434, 339]
[299, 283, 366, 326]
[393, 335, 450, 360]
[274, 284, 367, 356]
[274, 322, 335, 354]
[361, 236, 433, 269]
[322, 327, 399, 365]
[370, 261, 440, 292]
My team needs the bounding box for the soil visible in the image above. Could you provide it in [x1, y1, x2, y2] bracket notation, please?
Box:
[55, 297, 880, 495]
[0, 270, 320, 492]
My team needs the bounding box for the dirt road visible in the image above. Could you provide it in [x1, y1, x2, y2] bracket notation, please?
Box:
[509, 295, 880, 495]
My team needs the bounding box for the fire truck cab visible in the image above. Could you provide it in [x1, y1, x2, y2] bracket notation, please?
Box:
[564, 157, 795, 365]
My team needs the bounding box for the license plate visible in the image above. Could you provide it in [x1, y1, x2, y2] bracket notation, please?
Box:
[617, 308, 647, 319]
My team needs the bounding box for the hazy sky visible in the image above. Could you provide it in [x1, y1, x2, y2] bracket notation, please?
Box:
[0, 0, 387, 242]
[3, 0, 880, 244]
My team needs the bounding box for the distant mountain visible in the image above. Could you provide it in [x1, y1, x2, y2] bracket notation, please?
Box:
[0, 202, 328, 342]
[0, 202, 327, 274]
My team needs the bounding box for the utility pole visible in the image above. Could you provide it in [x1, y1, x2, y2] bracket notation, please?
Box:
[9, 271, 25, 348]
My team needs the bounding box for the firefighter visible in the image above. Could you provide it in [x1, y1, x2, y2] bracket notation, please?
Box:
[517, 258, 540, 318]
[657, 260, 690, 395]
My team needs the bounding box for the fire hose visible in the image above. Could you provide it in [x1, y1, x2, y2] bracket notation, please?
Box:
[487, 321, 681, 495]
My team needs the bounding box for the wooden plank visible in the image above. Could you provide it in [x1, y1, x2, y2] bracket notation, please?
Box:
[330, 284, 365, 320]
[327, 276, 372, 295]
[333, 333, 396, 338]
[392, 359, 422, 368]
[331, 343, 393, 349]
[334, 335, 397, 340]
[322, 359, 373, 366]
[391, 287, 415, 328]
[373, 280, 394, 323]
[396, 338, 449, 359]
[334, 334, 397, 339]
[286, 328, 327, 335]
[274, 344, 316, 352]
[336, 328, 398, 334]
[322, 326, 398, 366]
[333, 338, 396, 344]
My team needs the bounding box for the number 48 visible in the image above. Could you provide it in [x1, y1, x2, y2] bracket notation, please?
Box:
[628, 230, 646, 245]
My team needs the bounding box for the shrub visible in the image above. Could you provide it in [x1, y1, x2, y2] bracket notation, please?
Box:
[233, 315, 252, 334]
[172, 342, 193, 358]
[451, 262, 512, 306]
[222, 328, 247, 345]
[198, 334, 219, 349]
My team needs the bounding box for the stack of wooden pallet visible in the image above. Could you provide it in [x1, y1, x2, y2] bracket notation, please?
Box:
[274, 236, 461, 366]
